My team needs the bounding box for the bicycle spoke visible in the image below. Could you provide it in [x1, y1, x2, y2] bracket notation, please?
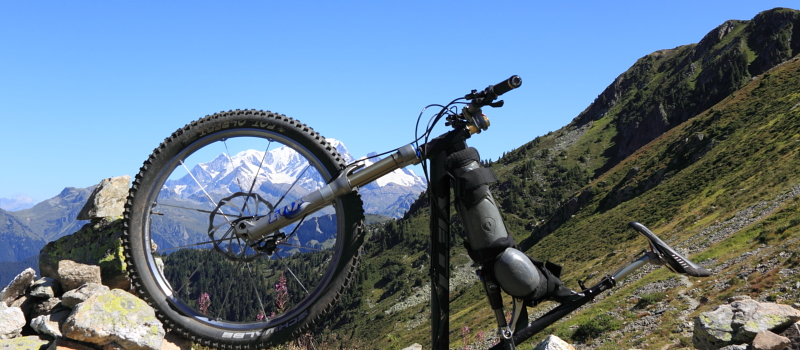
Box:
[273, 164, 310, 209]
[245, 262, 268, 321]
[156, 202, 244, 218]
[247, 141, 273, 194]
[174, 248, 215, 295]
[276, 255, 309, 295]
[276, 243, 324, 252]
[283, 214, 308, 243]
[222, 139, 247, 194]
[214, 262, 245, 320]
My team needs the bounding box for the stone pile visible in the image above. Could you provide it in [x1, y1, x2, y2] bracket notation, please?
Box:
[0, 175, 184, 350]
[0, 264, 166, 350]
[693, 295, 800, 350]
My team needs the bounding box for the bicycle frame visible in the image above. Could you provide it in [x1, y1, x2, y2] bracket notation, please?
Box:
[228, 76, 709, 350]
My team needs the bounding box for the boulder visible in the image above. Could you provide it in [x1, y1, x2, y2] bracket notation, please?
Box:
[779, 322, 800, 349]
[534, 335, 576, 350]
[0, 305, 26, 339]
[31, 298, 65, 320]
[62, 283, 109, 309]
[400, 344, 422, 350]
[62, 289, 164, 350]
[55, 260, 102, 292]
[0, 335, 50, 349]
[751, 330, 790, 350]
[30, 278, 61, 299]
[77, 175, 130, 220]
[10, 295, 35, 321]
[0, 268, 36, 306]
[39, 219, 129, 290]
[30, 309, 70, 338]
[693, 296, 800, 349]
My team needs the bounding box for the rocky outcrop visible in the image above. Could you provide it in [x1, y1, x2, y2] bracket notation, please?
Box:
[77, 176, 130, 221]
[0, 175, 176, 350]
[39, 221, 129, 292]
[693, 296, 800, 349]
[0, 266, 168, 350]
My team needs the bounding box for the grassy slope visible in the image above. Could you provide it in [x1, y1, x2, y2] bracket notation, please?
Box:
[315, 8, 800, 349]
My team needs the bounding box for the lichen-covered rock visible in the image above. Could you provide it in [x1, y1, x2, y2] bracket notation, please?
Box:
[55, 260, 102, 292]
[77, 175, 130, 220]
[0, 335, 50, 349]
[62, 283, 109, 309]
[29, 278, 61, 299]
[62, 289, 164, 350]
[694, 303, 735, 349]
[0, 305, 26, 339]
[30, 309, 70, 338]
[693, 296, 800, 349]
[732, 299, 800, 342]
[39, 219, 129, 290]
[533, 335, 576, 350]
[0, 268, 36, 306]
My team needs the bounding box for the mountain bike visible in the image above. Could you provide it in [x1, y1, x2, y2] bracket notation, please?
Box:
[123, 76, 711, 349]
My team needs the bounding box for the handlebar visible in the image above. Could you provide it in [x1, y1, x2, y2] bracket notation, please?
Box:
[490, 75, 522, 97]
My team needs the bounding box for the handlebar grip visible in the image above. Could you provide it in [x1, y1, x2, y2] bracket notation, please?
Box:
[490, 75, 522, 96]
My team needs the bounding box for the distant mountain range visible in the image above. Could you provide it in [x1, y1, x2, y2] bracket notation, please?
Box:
[0, 139, 425, 278]
[0, 194, 36, 211]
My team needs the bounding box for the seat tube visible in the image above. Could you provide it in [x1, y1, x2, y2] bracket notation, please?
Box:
[429, 148, 450, 350]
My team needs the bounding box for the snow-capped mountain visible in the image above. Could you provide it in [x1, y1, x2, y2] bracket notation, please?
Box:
[160, 139, 426, 219]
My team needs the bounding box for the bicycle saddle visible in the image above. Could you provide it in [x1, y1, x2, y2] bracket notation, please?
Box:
[628, 222, 711, 277]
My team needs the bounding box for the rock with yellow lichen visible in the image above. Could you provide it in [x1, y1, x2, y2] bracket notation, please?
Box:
[62, 289, 164, 350]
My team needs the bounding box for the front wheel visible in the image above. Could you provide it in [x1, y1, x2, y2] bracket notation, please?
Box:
[123, 109, 365, 348]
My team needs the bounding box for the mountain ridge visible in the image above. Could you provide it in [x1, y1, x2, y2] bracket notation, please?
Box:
[309, 7, 800, 349]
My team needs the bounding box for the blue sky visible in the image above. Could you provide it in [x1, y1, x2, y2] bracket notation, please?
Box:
[0, 1, 794, 202]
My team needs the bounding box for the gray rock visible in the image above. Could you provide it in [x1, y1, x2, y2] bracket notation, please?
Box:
[31, 298, 64, 320]
[693, 297, 800, 350]
[0, 268, 36, 306]
[39, 219, 130, 291]
[77, 175, 130, 220]
[731, 299, 800, 342]
[30, 278, 61, 299]
[62, 289, 164, 350]
[779, 321, 800, 349]
[0, 335, 50, 349]
[56, 260, 102, 292]
[10, 296, 35, 320]
[30, 309, 70, 338]
[718, 345, 750, 350]
[400, 344, 422, 350]
[694, 303, 735, 349]
[533, 335, 576, 350]
[62, 283, 109, 309]
[0, 305, 26, 339]
[751, 330, 790, 350]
